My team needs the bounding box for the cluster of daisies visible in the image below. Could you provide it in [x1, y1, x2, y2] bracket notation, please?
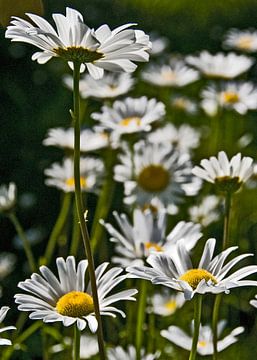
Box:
[0, 6, 257, 360]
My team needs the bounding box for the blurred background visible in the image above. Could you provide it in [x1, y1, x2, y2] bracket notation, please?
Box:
[0, 1, 257, 359]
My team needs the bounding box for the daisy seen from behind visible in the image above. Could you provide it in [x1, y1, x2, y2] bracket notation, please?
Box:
[192, 151, 254, 193]
[127, 237, 257, 300]
[0, 306, 16, 346]
[15, 256, 137, 332]
[0, 183, 17, 214]
[6, 7, 151, 79]
[161, 320, 244, 355]
[186, 51, 254, 79]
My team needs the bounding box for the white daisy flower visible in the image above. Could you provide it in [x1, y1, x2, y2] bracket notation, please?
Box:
[107, 345, 159, 360]
[101, 208, 202, 267]
[186, 51, 254, 79]
[91, 96, 165, 140]
[201, 82, 257, 116]
[192, 151, 254, 193]
[149, 33, 169, 55]
[141, 60, 199, 87]
[127, 237, 257, 300]
[161, 320, 244, 355]
[64, 72, 135, 99]
[15, 256, 137, 332]
[43, 127, 108, 152]
[0, 306, 16, 346]
[44, 157, 104, 193]
[148, 124, 201, 154]
[0, 253, 16, 280]
[0, 183, 17, 214]
[188, 195, 220, 227]
[6, 7, 151, 79]
[170, 95, 198, 115]
[250, 294, 257, 308]
[149, 291, 185, 316]
[80, 334, 99, 359]
[114, 141, 201, 210]
[223, 29, 257, 53]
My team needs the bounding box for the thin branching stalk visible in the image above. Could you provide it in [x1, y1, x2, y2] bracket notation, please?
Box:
[8, 213, 36, 272]
[136, 280, 148, 360]
[70, 199, 81, 256]
[72, 61, 106, 359]
[222, 191, 232, 249]
[189, 295, 202, 360]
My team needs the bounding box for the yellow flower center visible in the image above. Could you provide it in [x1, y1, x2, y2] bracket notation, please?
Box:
[222, 91, 239, 104]
[137, 165, 170, 192]
[56, 291, 94, 318]
[198, 340, 207, 348]
[173, 98, 187, 110]
[54, 46, 103, 63]
[119, 117, 141, 127]
[144, 242, 163, 252]
[162, 70, 176, 82]
[164, 300, 177, 312]
[179, 269, 217, 289]
[142, 203, 159, 214]
[65, 177, 87, 189]
[237, 36, 253, 50]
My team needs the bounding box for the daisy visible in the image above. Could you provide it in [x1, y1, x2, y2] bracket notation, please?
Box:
[149, 33, 169, 55]
[0, 306, 16, 346]
[250, 294, 257, 308]
[148, 124, 201, 154]
[101, 208, 202, 267]
[201, 82, 257, 116]
[44, 157, 104, 193]
[0, 252, 16, 280]
[161, 320, 244, 355]
[170, 95, 198, 115]
[188, 195, 220, 227]
[223, 29, 257, 53]
[149, 291, 185, 316]
[107, 345, 159, 360]
[64, 72, 135, 99]
[6, 7, 151, 79]
[0, 183, 17, 214]
[127, 237, 257, 300]
[114, 141, 201, 210]
[186, 51, 254, 79]
[141, 60, 199, 87]
[192, 151, 254, 193]
[91, 96, 165, 139]
[15, 256, 137, 332]
[43, 127, 108, 152]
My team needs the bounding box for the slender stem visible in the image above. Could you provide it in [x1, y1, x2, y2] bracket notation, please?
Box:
[222, 191, 232, 250]
[72, 61, 106, 360]
[147, 311, 155, 354]
[73, 325, 81, 360]
[43, 192, 72, 265]
[136, 280, 148, 360]
[189, 295, 202, 360]
[212, 294, 222, 360]
[70, 199, 81, 256]
[8, 213, 36, 272]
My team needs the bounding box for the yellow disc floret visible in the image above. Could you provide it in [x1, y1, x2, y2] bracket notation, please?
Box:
[221, 91, 239, 104]
[237, 36, 253, 50]
[144, 242, 163, 252]
[137, 165, 170, 192]
[164, 300, 177, 313]
[179, 269, 217, 289]
[119, 116, 141, 127]
[56, 291, 94, 318]
[65, 177, 87, 189]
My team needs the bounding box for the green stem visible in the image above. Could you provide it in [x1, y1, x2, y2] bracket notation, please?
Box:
[91, 149, 116, 255]
[136, 280, 148, 360]
[8, 213, 36, 272]
[43, 192, 72, 265]
[70, 199, 81, 256]
[189, 295, 202, 360]
[72, 61, 106, 360]
[73, 325, 81, 360]
[147, 311, 155, 354]
[212, 294, 222, 360]
[222, 191, 232, 250]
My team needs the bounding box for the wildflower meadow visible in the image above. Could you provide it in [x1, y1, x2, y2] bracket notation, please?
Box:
[0, 1, 257, 359]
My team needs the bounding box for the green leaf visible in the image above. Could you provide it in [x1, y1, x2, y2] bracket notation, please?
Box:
[0, 0, 44, 27]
